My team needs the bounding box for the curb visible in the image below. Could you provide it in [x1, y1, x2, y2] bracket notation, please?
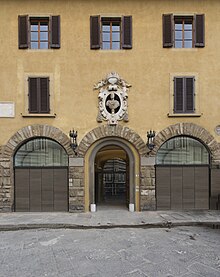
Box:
[0, 221, 219, 231]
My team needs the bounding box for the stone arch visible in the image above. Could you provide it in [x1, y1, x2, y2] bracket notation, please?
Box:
[3, 124, 73, 159]
[152, 123, 220, 163]
[78, 125, 147, 157]
[84, 136, 141, 212]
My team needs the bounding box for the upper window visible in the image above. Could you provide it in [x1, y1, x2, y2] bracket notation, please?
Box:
[30, 18, 49, 49]
[18, 15, 60, 49]
[90, 15, 132, 50]
[28, 77, 50, 114]
[163, 14, 205, 48]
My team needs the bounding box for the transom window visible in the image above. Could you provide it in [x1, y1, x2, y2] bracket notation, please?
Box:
[174, 17, 193, 48]
[30, 18, 49, 49]
[101, 18, 121, 50]
[156, 136, 209, 165]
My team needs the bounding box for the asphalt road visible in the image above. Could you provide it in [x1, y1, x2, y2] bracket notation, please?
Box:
[0, 226, 219, 277]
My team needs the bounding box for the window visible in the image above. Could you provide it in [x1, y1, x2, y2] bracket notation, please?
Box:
[90, 15, 132, 50]
[156, 136, 209, 165]
[30, 18, 49, 49]
[18, 15, 60, 49]
[163, 14, 205, 48]
[174, 76, 195, 114]
[28, 77, 50, 114]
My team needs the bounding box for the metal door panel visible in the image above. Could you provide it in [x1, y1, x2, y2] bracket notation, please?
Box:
[42, 168, 54, 211]
[29, 169, 42, 212]
[156, 166, 171, 210]
[182, 167, 195, 209]
[171, 167, 183, 210]
[15, 169, 30, 211]
[195, 167, 209, 209]
[54, 168, 68, 211]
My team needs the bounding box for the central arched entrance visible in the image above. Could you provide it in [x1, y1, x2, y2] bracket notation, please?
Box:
[84, 137, 140, 212]
[95, 146, 129, 208]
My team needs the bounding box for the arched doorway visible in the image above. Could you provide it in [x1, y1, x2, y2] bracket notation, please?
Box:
[14, 138, 68, 212]
[84, 137, 140, 212]
[156, 136, 210, 210]
[95, 146, 129, 208]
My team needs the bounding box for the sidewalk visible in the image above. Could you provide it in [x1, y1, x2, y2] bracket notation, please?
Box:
[0, 208, 220, 231]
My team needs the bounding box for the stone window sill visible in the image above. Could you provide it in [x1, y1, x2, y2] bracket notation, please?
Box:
[167, 113, 202, 117]
[21, 113, 56, 118]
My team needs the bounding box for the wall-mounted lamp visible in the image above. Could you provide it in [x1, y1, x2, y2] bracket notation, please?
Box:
[69, 129, 78, 155]
[146, 130, 156, 151]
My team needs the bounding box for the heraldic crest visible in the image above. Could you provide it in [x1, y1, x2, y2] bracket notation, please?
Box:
[94, 72, 131, 125]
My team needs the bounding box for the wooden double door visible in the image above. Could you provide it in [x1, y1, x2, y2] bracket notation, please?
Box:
[156, 166, 209, 210]
[15, 167, 68, 212]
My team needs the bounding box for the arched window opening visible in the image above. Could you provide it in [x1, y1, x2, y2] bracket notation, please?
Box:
[156, 136, 209, 165]
[14, 138, 68, 167]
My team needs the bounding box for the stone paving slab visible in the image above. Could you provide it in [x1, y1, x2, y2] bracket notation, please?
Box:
[0, 210, 219, 231]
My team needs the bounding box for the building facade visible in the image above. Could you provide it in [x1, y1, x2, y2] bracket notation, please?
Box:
[0, 0, 220, 212]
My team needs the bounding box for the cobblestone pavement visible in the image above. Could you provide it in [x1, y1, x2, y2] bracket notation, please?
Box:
[0, 226, 219, 277]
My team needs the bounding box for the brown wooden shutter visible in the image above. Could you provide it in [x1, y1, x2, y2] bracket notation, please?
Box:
[39, 78, 50, 113]
[174, 77, 184, 113]
[50, 15, 60, 48]
[90, 15, 100, 49]
[28, 78, 38, 113]
[163, 14, 173, 48]
[18, 15, 28, 49]
[185, 77, 195, 113]
[122, 16, 132, 49]
[195, 14, 205, 47]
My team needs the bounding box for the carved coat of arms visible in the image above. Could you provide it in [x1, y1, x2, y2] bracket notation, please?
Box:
[94, 72, 131, 125]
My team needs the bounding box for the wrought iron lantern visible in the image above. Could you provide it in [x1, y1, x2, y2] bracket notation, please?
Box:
[146, 130, 156, 151]
[69, 129, 78, 155]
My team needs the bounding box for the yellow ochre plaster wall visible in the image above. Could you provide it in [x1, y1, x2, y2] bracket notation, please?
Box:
[0, 0, 220, 146]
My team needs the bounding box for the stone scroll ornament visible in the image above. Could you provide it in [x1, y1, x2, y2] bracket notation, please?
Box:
[94, 72, 131, 125]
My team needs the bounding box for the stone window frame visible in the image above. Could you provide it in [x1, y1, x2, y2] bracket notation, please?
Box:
[22, 72, 56, 117]
[168, 72, 201, 117]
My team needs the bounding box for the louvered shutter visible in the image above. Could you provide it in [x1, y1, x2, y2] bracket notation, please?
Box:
[50, 16, 60, 48]
[174, 77, 184, 113]
[90, 15, 100, 49]
[39, 78, 50, 113]
[18, 15, 28, 49]
[163, 14, 173, 47]
[28, 78, 38, 113]
[122, 16, 132, 49]
[195, 14, 205, 47]
[185, 77, 194, 113]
